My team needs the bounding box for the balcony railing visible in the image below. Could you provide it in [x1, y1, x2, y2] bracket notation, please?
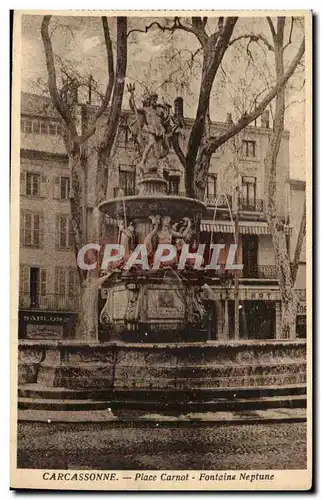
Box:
[113, 186, 136, 197]
[204, 265, 277, 280]
[239, 197, 264, 212]
[203, 194, 264, 212]
[204, 194, 233, 208]
[241, 265, 277, 279]
[111, 187, 264, 214]
[19, 293, 80, 312]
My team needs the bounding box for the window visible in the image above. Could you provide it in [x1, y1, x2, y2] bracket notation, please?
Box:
[168, 179, 179, 195]
[32, 120, 40, 133]
[19, 266, 46, 308]
[54, 176, 70, 200]
[242, 235, 258, 277]
[40, 121, 48, 134]
[23, 119, 32, 134]
[243, 140, 256, 158]
[119, 167, 135, 196]
[21, 213, 44, 247]
[55, 267, 78, 297]
[26, 173, 40, 196]
[57, 123, 63, 136]
[57, 215, 73, 249]
[60, 177, 70, 200]
[21, 118, 60, 136]
[21, 172, 46, 197]
[48, 122, 57, 135]
[241, 176, 256, 209]
[206, 174, 217, 198]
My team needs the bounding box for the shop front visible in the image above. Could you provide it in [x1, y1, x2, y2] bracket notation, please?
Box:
[296, 297, 307, 339]
[18, 310, 78, 340]
[203, 286, 306, 341]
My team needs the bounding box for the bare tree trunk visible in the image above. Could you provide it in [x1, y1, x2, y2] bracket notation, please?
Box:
[79, 272, 100, 341]
[292, 199, 306, 282]
[269, 223, 299, 338]
[185, 19, 238, 198]
[41, 15, 127, 342]
[264, 17, 303, 339]
[77, 205, 102, 341]
[69, 145, 85, 271]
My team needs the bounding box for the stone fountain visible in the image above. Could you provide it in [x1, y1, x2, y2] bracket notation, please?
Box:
[17, 90, 306, 420]
[98, 88, 211, 343]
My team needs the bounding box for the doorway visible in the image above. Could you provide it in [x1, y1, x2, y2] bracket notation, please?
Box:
[30, 267, 40, 308]
[242, 235, 258, 277]
[242, 301, 276, 339]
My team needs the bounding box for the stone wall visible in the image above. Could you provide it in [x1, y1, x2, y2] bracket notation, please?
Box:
[18, 340, 306, 391]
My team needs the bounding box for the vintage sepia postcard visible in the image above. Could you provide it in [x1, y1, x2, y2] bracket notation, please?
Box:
[10, 10, 312, 491]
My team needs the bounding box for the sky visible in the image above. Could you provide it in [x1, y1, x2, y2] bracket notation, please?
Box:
[19, 14, 306, 180]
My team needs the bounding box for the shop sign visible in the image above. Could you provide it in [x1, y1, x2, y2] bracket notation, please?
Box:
[297, 301, 306, 315]
[203, 287, 280, 301]
[20, 311, 71, 324]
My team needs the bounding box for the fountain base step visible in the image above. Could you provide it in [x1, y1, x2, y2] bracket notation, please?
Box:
[17, 339, 307, 423]
[17, 406, 306, 425]
[18, 388, 306, 412]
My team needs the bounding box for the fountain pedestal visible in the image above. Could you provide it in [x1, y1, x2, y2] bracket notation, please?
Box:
[98, 172, 208, 342]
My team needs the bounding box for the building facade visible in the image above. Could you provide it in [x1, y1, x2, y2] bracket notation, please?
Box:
[18, 92, 306, 341]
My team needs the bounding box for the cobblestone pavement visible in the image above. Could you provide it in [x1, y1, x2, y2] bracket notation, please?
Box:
[17, 422, 307, 470]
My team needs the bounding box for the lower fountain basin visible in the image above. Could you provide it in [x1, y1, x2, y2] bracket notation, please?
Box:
[99, 195, 207, 219]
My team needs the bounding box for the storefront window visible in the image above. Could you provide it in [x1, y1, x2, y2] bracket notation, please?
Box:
[229, 301, 276, 340]
[296, 315, 306, 339]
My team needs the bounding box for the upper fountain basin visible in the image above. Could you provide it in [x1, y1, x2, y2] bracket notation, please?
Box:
[99, 195, 208, 219]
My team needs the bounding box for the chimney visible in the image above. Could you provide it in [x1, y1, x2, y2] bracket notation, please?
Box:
[261, 110, 270, 128]
[174, 97, 184, 118]
[88, 75, 93, 104]
[226, 112, 233, 123]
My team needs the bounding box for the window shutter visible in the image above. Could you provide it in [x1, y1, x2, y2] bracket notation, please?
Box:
[40, 175, 47, 198]
[53, 177, 61, 199]
[39, 215, 44, 247]
[54, 267, 59, 294]
[20, 172, 26, 195]
[39, 268, 46, 296]
[56, 216, 60, 249]
[33, 214, 40, 246]
[68, 218, 74, 248]
[68, 268, 76, 297]
[56, 267, 66, 295]
[20, 213, 25, 247]
[19, 265, 29, 294]
[24, 213, 32, 246]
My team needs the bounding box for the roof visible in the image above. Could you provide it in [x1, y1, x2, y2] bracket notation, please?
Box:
[289, 179, 306, 190]
[20, 92, 290, 138]
[21, 92, 59, 119]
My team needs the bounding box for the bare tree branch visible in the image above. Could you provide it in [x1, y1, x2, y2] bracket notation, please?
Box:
[41, 15, 76, 138]
[267, 16, 276, 39]
[206, 36, 305, 155]
[79, 17, 115, 142]
[191, 17, 209, 45]
[283, 17, 294, 51]
[127, 18, 196, 40]
[229, 33, 274, 51]
[127, 16, 210, 46]
[95, 17, 128, 204]
[170, 133, 186, 168]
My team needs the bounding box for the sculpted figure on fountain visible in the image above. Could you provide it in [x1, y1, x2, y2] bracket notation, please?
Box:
[127, 83, 181, 179]
[118, 220, 135, 264]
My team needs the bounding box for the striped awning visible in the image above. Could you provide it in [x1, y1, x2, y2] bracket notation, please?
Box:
[201, 220, 292, 235]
